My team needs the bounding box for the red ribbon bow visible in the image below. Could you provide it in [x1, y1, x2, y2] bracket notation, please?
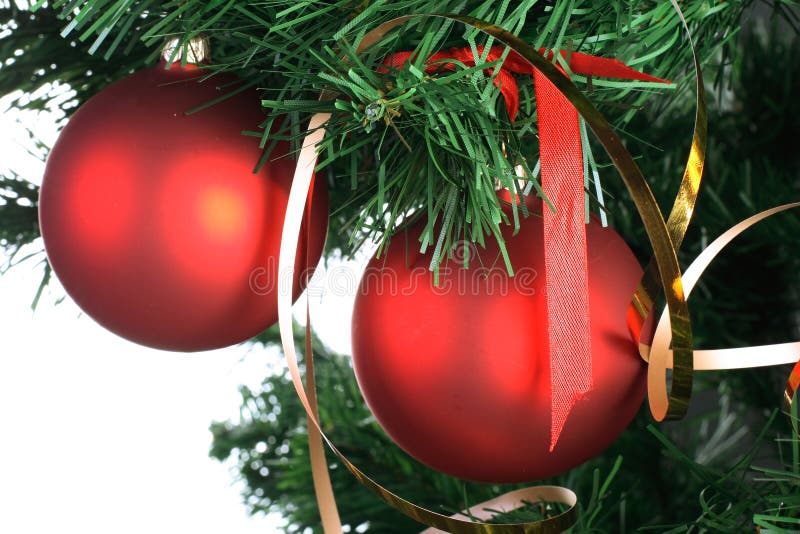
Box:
[383, 46, 668, 449]
[382, 46, 666, 122]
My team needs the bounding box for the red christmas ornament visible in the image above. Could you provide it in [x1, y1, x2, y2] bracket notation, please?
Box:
[39, 60, 328, 352]
[351, 196, 646, 482]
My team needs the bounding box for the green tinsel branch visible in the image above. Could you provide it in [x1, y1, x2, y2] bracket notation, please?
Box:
[3, 0, 749, 266]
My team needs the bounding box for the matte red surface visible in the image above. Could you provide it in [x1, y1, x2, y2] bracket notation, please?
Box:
[351, 199, 646, 482]
[39, 63, 328, 352]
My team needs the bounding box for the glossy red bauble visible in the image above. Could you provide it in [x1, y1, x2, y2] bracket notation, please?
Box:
[352, 198, 646, 482]
[39, 63, 328, 352]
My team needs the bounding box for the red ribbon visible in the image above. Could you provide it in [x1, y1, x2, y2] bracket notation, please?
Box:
[383, 46, 668, 450]
[382, 46, 666, 122]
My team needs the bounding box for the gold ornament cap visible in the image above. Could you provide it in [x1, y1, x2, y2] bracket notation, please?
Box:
[161, 35, 210, 64]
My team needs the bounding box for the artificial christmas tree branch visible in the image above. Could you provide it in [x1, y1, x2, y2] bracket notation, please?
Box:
[3, 1, 749, 265]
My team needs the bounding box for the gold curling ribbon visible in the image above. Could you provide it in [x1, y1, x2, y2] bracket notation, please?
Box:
[631, 0, 706, 422]
[645, 203, 800, 409]
[630, 2, 800, 423]
[281, 112, 578, 533]
[279, 7, 703, 533]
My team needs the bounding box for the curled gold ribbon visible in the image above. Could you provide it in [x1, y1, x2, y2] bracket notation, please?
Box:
[281, 112, 578, 533]
[632, 0, 707, 422]
[279, 8, 702, 533]
[632, 1, 800, 423]
[645, 203, 800, 407]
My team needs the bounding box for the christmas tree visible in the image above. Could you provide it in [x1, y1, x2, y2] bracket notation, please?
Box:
[2, 1, 799, 532]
